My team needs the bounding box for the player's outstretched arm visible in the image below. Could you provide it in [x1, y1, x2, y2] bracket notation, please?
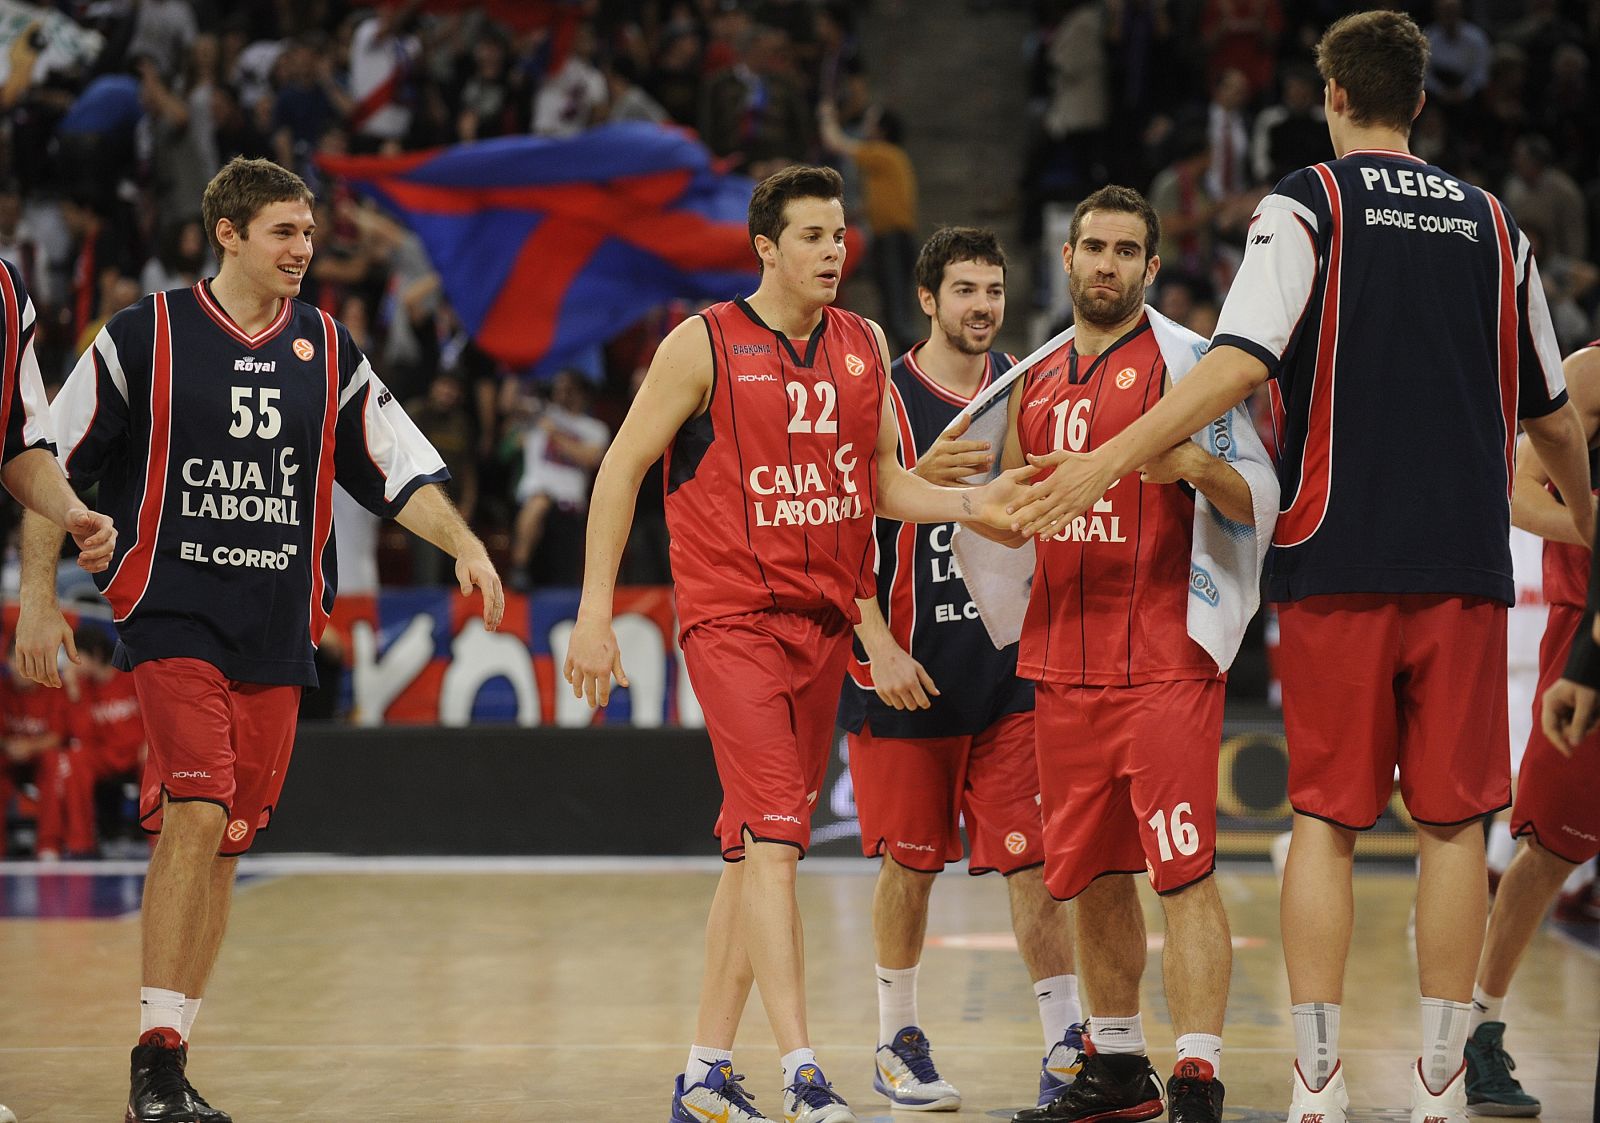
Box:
[0, 449, 116, 572]
[1008, 346, 1267, 538]
[1137, 439, 1256, 524]
[867, 322, 1037, 530]
[565, 318, 713, 708]
[854, 597, 938, 711]
[1523, 399, 1596, 549]
[915, 413, 993, 487]
[13, 511, 78, 689]
[395, 484, 504, 630]
[1517, 346, 1600, 545]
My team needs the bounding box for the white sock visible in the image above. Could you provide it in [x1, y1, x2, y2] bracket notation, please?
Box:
[1175, 1033, 1223, 1079]
[1089, 1013, 1146, 1055]
[139, 987, 185, 1038]
[1470, 984, 1504, 1032]
[1291, 1002, 1340, 1092]
[781, 1047, 818, 1088]
[876, 964, 920, 1045]
[1030, 979, 1081, 1055]
[1421, 996, 1472, 1094]
[684, 1044, 733, 1085]
[180, 996, 202, 1041]
[1034, 974, 1082, 1053]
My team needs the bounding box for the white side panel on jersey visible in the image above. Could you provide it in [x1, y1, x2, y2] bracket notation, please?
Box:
[52, 333, 126, 474]
[355, 359, 447, 503]
[15, 329, 53, 449]
[1522, 256, 1567, 402]
[1212, 194, 1319, 363]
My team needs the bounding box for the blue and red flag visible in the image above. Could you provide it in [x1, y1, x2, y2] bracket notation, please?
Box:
[319, 124, 759, 370]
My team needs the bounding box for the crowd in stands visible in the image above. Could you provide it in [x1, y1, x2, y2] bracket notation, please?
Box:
[1022, 0, 1600, 348]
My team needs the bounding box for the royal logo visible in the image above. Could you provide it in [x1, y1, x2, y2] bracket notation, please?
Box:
[1115, 368, 1137, 390]
[376, 388, 394, 408]
[226, 820, 249, 842]
[292, 337, 315, 361]
[1004, 831, 1028, 855]
[233, 357, 276, 373]
[844, 353, 866, 377]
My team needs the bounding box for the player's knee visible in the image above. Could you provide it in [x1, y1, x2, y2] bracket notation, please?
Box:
[881, 852, 938, 886]
[1519, 836, 1581, 881]
[159, 800, 228, 847]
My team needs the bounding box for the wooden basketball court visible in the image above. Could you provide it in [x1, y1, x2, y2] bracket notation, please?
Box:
[0, 858, 1594, 1121]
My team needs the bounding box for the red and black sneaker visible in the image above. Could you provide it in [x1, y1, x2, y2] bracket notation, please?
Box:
[125, 1029, 199, 1123]
[1011, 1050, 1164, 1123]
[1167, 1059, 1226, 1123]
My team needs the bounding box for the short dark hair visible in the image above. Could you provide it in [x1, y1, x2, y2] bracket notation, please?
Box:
[1068, 185, 1162, 261]
[747, 164, 845, 259]
[1315, 10, 1428, 132]
[201, 156, 315, 260]
[914, 227, 1007, 298]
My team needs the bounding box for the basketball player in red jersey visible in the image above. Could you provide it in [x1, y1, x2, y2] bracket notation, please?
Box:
[1002, 186, 1257, 1123]
[1461, 342, 1600, 1117]
[565, 165, 1031, 1123]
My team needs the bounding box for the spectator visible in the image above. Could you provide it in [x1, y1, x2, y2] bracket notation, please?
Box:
[646, 29, 702, 127]
[1250, 64, 1331, 186]
[269, 34, 351, 170]
[60, 627, 145, 857]
[1200, 0, 1282, 98]
[1425, 0, 1493, 111]
[1204, 67, 1250, 199]
[1505, 134, 1589, 264]
[532, 22, 606, 137]
[0, 180, 43, 294]
[818, 98, 919, 353]
[126, 0, 198, 80]
[700, 24, 812, 166]
[0, 641, 73, 859]
[603, 57, 670, 125]
[454, 31, 524, 141]
[1149, 122, 1216, 279]
[140, 218, 211, 294]
[405, 373, 479, 585]
[507, 371, 610, 589]
[347, 3, 420, 150]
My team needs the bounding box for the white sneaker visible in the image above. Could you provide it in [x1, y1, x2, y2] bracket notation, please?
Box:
[1411, 1059, 1469, 1123]
[873, 1027, 960, 1110]
[1286, 1060, 1348, 1123]
[784, 1062, 856, 1123]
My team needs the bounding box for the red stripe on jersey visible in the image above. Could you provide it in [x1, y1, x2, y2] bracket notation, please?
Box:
[1266, 380, 1287, 462]
[885, 378, 919, 650]
[1344, 148, 1425, 163]
[193, 282, 293, 349]
[105, 293, 174, 620]
[1275, 163, 1342, 548]
[1483, 192, 1520, 498]
[307, 311, 342, 645]
[0, 262, 19, 463]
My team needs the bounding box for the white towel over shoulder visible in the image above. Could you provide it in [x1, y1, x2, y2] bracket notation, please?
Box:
[947, 307, 1278, 672]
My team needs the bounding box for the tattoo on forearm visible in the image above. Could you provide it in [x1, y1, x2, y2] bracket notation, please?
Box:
[961, 494, 973, 516]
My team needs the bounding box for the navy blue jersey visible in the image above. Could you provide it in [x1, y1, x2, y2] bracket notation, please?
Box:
[837, 344, 1033, 737]
[0, 258, 53, 471]
[51, 282, 448, 686]
[1214, 149, 1568, 605]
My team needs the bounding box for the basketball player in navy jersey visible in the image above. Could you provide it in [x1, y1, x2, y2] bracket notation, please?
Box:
[0, 248, 118, 643]
[16, 157, 502, 1123]
[1011, 13, 1594, 1123]
[1462, 341, 1600, 1117]
[565, 166, 1031, 1123]
[837, 227, 1083, 1112]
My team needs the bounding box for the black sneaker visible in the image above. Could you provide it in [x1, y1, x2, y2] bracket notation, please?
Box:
[181, 1045, 233, 1123]
[1012, 1051, 1164, 1123]
[1167, 1059, 1225, 1123]
[125, 1030, 200, 1123]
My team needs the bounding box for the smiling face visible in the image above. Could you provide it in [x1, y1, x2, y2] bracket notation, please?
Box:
[217, 198, 315, 302]
[1064, 209, 1159, 329]
[922, 258, 1005, 355]
[755, 196, 847, 306]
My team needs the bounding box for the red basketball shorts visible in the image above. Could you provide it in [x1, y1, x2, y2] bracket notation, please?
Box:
[133, 658, 302, 857]
[847, 711, 1044, 875]
[1511, 604, 1600, 863]
[681, 608, 853, 860]
[1034, 678, 1223, 900]
[1276, 593, 1510, 829]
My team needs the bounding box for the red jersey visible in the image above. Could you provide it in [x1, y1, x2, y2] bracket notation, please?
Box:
[665, 298, 886, 637]
[0, 670, 68, 744]
[70, 673, 145, 773]
[1015, 317, 1217, 685]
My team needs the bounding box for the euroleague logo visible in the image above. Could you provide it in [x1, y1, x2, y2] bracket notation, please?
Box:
[1004, 830, 1028, 855]
[1114, 367, 1137, 390]
[292, 337, 316, 362]
[844, 352, 866, 377]
[227, 819, 250, 843]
